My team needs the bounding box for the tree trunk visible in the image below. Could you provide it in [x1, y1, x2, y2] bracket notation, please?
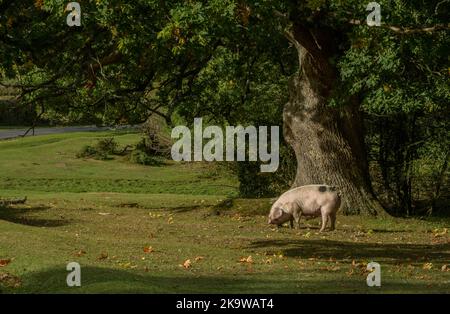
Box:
[283, 29, 384, 215]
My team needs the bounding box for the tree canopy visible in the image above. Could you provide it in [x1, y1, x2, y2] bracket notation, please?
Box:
[1, 0, 449, 215]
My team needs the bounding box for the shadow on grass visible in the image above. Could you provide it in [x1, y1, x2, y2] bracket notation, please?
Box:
[168, 205, 203, 213]
[370, 229, 410, 234]
[0, 205, 70, 227]
[7, 265, 449, 294]
[248, 239, 450, 264]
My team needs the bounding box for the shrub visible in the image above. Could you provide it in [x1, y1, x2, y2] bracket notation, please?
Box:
[129, 149, 165, 166]
[95, 137, 118, 154]
[76, 145, 108, 160]
[235, 143, 296, 198]
[76, 137, 118, 160]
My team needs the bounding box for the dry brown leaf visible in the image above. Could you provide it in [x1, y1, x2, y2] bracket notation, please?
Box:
[433, 228, 448, 238]
[0, 259, 12, 267]
[97, 252, 108, 260]
[182, 259, 192, 269]
[422, 262, 433, 270]
[148, 212, 164, 218]
[119, 262, 132, 268]
[239, 256, 253, 264]
[143, 246, 154, 253]
[195, 256, 204, 262]
[74, 250, 86, 257]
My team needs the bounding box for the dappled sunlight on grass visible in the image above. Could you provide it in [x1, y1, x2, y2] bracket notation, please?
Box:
[0, 132, 449, 293]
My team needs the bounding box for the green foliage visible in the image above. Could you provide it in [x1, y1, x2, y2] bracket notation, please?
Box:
[129, 149, 165, 166]
[76, 137, 118, 160]
[96, 137, 118, 154]
[1, 0, 448, 214]
[76, 144, 108, 160]
[235, 142, 296, 198]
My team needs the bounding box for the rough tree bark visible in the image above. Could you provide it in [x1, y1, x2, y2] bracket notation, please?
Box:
[283, 23, 384, 215]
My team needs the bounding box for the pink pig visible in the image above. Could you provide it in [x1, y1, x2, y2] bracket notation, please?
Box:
[268, 185, 341, 232]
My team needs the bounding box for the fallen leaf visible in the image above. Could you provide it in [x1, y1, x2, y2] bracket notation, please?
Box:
[433, 228, 448, 238]
[74, 250, 86, 257]
[441, 265, 448, 272]
[182, 259, 192, 269]
[0, 259, 11, 267]
[119, 262, 132, 268]
[143, 246, 154, 253]
[195, 256, 204, 262]
[239, 256, 253, 264]
[148, 212, 164, 218]
[97, 252, 108, 261]
[422, 262, 433, 270]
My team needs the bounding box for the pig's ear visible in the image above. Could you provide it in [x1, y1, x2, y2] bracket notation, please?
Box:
[273, 207, 283, 219]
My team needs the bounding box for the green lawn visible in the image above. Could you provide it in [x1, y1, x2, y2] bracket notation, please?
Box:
[0, 131, 449, 293]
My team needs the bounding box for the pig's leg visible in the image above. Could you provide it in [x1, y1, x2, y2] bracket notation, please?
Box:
[293, 211, 301, 229]
[289, 219, 294, 229]
[319, 210, 328, 232]
[329, 213, 336, 231]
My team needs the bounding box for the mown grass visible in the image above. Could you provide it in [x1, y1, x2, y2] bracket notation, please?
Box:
[0, 131, 237, 195]
[0, 132, 449, 293]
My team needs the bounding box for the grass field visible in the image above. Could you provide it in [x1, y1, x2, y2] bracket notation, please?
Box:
[0, 131, 449, 293]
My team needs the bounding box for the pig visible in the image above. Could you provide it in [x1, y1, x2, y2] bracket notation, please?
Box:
[268, 185, 341, 232]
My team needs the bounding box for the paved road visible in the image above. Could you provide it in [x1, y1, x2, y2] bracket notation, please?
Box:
[0, 125, 113, 140]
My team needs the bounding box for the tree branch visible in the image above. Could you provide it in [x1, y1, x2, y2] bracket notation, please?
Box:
[349, 19, 449, 34]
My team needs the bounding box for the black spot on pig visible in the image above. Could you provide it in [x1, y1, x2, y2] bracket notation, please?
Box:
[318, 185, 327, 192]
